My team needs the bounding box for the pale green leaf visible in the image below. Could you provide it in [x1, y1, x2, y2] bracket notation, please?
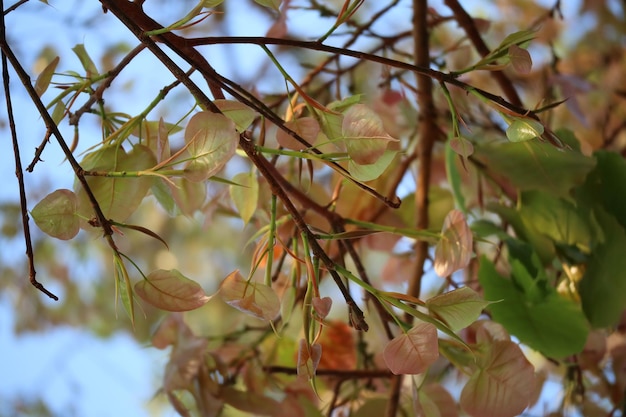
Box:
[348, 149, 397, 182]
[135, 269, 210, 312]
[31, 189, 79, 240]
[71, 43, 99, 76]
[254, 0, 281, 11]
[34, 56, 59, 97]
[427, 287, 490, 331]
[230, 171, 259, 224]
[383, 322, 439, 375]
[76, 145, 156, 224]
[214, 99, 257, 133]
[506, 118, 544, 142]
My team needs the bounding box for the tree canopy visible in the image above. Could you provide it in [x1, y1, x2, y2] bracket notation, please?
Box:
[2, 0, 626, 416]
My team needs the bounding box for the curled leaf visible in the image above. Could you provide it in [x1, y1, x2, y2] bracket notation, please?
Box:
[297, 339, 322, 380]
[506, 118, 544, 142]
[383, 322, 439, 375]
[31, 189, 79, 240]
[135, 269, 210, 312]
[434, 209, 473, 277]
[218, 270, 280, 321]
[34, 56, 59, 97]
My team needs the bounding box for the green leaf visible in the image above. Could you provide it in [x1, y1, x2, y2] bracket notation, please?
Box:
[184, 111, 238, 177]
[214, 99, 257, 133]
[34, 56, 59, 97]
[475, 139, 596, 197]
[445, 140, 467, 213]
[76, 145, 156, 224]
[576, 150, 626, 230]
[427, 287, 490, 331]
[479, 256, 588, 358]
[382, 322, 439, 375]
[218, 270, 280, 321]
[114, 255, 135, 326]
[460, 340, 536, 417]
[348, 149, 397, 182]
[71, 43, 99, 76]
[519, 191, 592, 251]
[505, 118, 544, 142]
[31, 189, 79, 240]
[230, 171, 259, 224]
[579, 208, 626, 328]
[135, 269, 210, 312]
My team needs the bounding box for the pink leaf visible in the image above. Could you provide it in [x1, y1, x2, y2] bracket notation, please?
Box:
[342, 104, 398, 165]
[383, 322, 439, 374]
[449, 136, 474, 158]
[460, 340, 536, 417]
[312, 296, 332, 319]
[509, 44, 532, 74]
[218, 270, 280, 321]
[184, 111, 238, 177]
[135, 269, 210, 312]
[415, 384, 459, 417]
[276, 117, 320, 150]
[434, 209, 473, 277]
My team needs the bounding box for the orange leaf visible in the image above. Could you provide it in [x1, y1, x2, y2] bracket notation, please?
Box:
[383, 322, 439, 374]
[317, 320, 356, 370]
[135, 269, 210, 312]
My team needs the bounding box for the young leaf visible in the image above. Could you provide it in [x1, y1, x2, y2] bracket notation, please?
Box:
[317, 321, 356, 370]
[460, 340, 536, 417]
[214, 99, 257, 133]
[135, 269, 210, 312]
[415, 384, 459, 417]
[218, 270, 280, 321]
[342, 104, 398, 165]
[449, 136, 474, 158]
[505, 118, 544, 142]
[71, 43, 99, 76]
[297, 339, 322, 380]
[509, 44, 532, 74]
[383, 322, 439, 375]
[76, 145, 157, 224]
[434, 209, 473, 277]
[34, 56, 59, 97]
[312, 296, 332, 319]
[184, 111, 238, 176]
[254, 0, 281, 11]
[348, 149, 397, 182]
[230, 171, 259, 224]
[426, 287, 490, 331]
[31, 189, 79, 240]
[276, 117, 320, 151]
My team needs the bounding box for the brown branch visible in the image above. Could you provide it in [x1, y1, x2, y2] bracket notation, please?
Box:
[264, 365, 392, 378]
[2, 50, 57, 300]
[443, 0, 523, 107]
